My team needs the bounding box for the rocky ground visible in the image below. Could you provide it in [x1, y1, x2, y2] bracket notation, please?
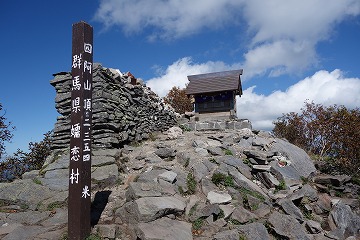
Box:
[0, 125, 359, 240]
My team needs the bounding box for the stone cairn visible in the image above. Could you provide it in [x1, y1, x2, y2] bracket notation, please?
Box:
[50, 63, 177, 150]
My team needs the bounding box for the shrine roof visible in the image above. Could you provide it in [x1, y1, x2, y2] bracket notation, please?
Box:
[185, 69, 243, 96]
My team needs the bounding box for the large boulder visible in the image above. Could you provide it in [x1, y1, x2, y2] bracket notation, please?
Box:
[135, 217, 192, 240]
[0, 180, 58, 210]
[122, 196, 186, 223]
[268, 211, 310, 240]
[270, 138, 316, 182]
[327, 201, 360, 239]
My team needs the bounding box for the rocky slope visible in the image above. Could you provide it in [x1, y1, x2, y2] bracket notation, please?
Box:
[0, 125, 359, 240]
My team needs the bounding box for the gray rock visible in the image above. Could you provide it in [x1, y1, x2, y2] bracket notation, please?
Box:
[136, 217, 192, 240]
[42, 153, 69, 172]
[185, 195, 201, 217]
[268, 211, 310, 240]
[192, 140, 208, 148]
[176, 152, 191, 167]
[231, 207, 258, 224]
[92, 155, 116, 167]
[257, 172, 280, 188]
[0, 223, 23, 236]
[207, 191, 232, 204]
[252, 165, 271, 172]
[201, 178, 218, 196]
[246, 194, 264, 211]
[305, 220, 322, 234]
[192, 162, 210, 182]
[345, 237, 358, 240]
[145, 152, 163, 164]
[243, 149, 269, 164]
[126, 182, 162, 201]
[203, 159, 218, 172]
[0, 179, 57, 210]
[91, 164, 118, 182]
[157, 171, 177, 184]
[328, 201, 360, 238]
[278, 198, 304, 222]
[237, 222, 271, 240]
[219, 204, 235, 220]
[207, 139, 222, 147]
[2, 225, 54, 240]
[137, 170, 167, 183]
[313, 174, 351, 187]
[96, 224, 118, 239]
[238, 137, 253, 148]
[252, 136, 274, 149]
[165, 126, 183, 140]
[21, 170, 40, 180]
[289, 184, 318, 202]
[207, 146, 224, 156]
[51, 64, 177, 151]
[269, 138, 316, 181]
[41, 168, 69, 191]
[154, 147, 176, 158]
[313, 193, 332, 214]
[227, 165, 268, 199]
[198, 204, 221, 219]
[39, 190, 68, 212]
[220, 156, 252, 179]
[253, 203, 271, 218]
[213, 229, 239, 240]
[194, 147, 209, 157]
[41, 208, 68, 227]
[92, 148, 119, 157]
[201, 218, 227, 237]
[134, 196, 186, 222]
[6, 211, 49, 225]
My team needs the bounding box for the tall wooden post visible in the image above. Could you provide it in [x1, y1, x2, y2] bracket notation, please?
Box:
[68, 21, 93, 240]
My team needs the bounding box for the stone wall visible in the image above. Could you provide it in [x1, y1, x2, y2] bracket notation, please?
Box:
[50, 63, 177, 150]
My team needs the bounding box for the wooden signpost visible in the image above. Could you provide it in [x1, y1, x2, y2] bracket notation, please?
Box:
[68, 21, 93, 240]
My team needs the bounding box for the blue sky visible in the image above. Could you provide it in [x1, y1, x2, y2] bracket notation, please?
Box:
[1, 0, 360, 156]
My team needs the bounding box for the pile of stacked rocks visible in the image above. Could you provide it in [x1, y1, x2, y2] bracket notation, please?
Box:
[50, 63, 177, 150]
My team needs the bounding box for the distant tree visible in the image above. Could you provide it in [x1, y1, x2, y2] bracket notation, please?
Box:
[163, 86, 193, 114]
[0, 102, 15, 159]
[273, 101, 360, 176]
[0, 131, 53, 182]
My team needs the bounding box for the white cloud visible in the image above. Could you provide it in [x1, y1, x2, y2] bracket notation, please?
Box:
[237, 69, 360, 130]
[242, 40, 317, 78]
[243, 0, 360, 45]
[94, 0, 243, 40]
[95, 0, 360, 79]
[241, 0, 360, 79]
[146, 57, 241, 97]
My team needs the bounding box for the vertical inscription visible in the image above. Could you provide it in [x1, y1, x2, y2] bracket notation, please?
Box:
[68, 21, 93, 240]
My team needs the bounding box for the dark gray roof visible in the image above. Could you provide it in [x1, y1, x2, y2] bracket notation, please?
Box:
[185, 69, 243, 95]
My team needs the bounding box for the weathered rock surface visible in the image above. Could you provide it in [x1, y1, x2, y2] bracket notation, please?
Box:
[268, 211, 311, 240]
[237, 222, 271, 240]
[135, 217, 192, 240]
[327, 201, 360, 239]
[270, 138, 317, 182]
[1, 110, 359, 239]
[207, 191, 232, 204]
